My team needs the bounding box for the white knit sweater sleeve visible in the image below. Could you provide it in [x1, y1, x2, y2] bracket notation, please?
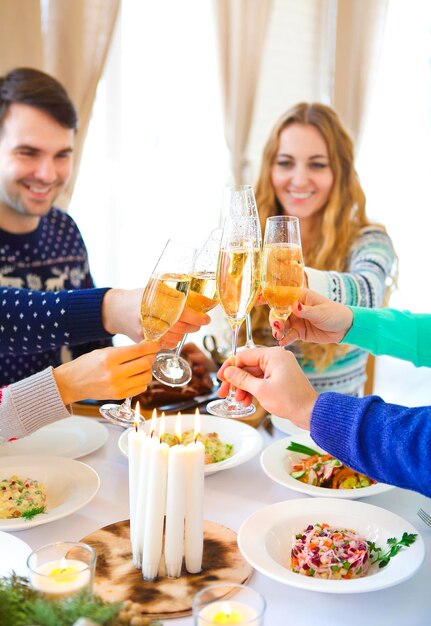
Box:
[0, 367, 71, 443]
[305, 227, 396, 307]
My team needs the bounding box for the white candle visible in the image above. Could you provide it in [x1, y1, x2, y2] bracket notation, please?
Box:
[164, 413, 187, 578]
[185, 410, 205, 574]
[132, 434, 156, 568]
[127, 403, 145, 568]
[29, 557, 91, 599]
[141, 416, 169, 580]
[198, 600, 260, 625]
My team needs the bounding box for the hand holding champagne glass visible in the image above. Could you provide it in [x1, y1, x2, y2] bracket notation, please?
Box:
[207, 216, 261, 418]
[99, 239, 196, 426]
[262, 215, 304, 323]
[152, 229, 222, 387]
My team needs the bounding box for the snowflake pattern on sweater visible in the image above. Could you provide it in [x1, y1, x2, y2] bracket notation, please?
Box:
[0, 207, 111, 385]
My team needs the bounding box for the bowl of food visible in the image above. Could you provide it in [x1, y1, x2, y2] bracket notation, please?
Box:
[260, 433, 393, 499]
[0, 456, 100, 531]
[118, 413, 263, 475]
[237, 498, 424, 593]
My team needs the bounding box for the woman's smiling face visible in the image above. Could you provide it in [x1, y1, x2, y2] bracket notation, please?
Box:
[270, 123, 334, 223]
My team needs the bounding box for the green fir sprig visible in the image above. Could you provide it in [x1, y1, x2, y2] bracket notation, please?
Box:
[0, 573, 121, 626]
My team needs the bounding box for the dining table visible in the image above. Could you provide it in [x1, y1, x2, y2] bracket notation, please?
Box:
[9, 416, 431, 626]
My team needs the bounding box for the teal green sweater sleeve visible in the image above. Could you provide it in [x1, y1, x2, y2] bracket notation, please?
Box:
[342, 307, 431, 367]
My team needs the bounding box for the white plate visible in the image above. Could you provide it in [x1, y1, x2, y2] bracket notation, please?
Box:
[238, 498, 425, 594]
[260, 433, 393, 499]
[0, 456, 100, 531]
[0, 416, 109, 459]
[270, 413, 308, 435]
[0, 530, 32, 576]
[118, 413, 263, 475]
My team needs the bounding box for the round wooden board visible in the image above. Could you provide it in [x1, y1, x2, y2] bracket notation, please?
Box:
[80, 519, 253, 619]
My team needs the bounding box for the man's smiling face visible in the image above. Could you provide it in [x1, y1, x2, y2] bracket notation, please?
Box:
[0, 102, 74, 226]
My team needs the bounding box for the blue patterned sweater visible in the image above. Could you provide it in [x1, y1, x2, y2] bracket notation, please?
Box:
[0, 207, 111, 385]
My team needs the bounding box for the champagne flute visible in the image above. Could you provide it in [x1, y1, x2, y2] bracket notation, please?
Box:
[221, 184, 261, 351]
[207, 216, 261, 418]
[152, 229, 222, 387]
[262, 215, 304, 323]
[99, 239, 196, 427]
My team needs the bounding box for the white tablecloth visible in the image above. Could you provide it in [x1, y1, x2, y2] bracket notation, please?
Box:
[10, 420, 431, 626]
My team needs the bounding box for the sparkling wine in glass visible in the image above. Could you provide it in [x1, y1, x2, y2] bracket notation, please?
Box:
[152, 229, 222, 387]
[99, 239, 196, 427]
[207, 216, 261, 418]
[222, 184, 261, 351]
[262, 215, 304, 323]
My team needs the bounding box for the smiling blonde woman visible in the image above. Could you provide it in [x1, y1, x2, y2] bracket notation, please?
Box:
[249, 102, 397, 396]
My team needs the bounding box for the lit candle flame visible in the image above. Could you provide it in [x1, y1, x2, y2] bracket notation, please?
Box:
[150, 408, 157, 437]
[134, 401, 141, 432]
[194, 408, 201, 443]
[174, 412, 182, 444]
[60, 557, 68, 570]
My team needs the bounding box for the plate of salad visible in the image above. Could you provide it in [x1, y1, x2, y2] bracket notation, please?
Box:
[260, 433, 393, 499]
[237, 498, 425, 593]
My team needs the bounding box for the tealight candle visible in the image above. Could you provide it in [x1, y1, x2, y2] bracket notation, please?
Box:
[27, 542, 96, 599]
[193, 584, 266, 626]
[198, 601, 259, 625]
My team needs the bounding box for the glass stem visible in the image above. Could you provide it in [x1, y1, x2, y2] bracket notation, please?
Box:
[175, 333, 188, 357]
[245, 313, 253, 346]
[121, 396, 132, 413]
[225, 324, 240, 404]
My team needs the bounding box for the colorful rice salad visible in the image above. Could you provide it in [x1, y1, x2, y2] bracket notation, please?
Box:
[291, 523, 370, 579]
[0, 475, 46, 519]
[287, 441, 376, 489]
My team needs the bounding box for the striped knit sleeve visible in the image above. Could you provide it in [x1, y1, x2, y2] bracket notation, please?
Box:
[0, 368, 71, 443]
[305, 227, 396, 308]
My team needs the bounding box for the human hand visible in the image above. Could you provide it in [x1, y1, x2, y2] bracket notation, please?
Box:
[101, 288, 144, 342]
[216, 346, 318, 430]
[270, 289, 354, 346]
[53, 341, 160, 405]
[160, 307, 211, 349]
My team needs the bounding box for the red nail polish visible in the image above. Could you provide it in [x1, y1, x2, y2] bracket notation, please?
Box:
[273, 321, 281, 329]
[297, 303, 302, 311]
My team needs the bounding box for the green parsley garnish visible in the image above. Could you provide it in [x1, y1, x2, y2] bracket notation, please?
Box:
[368, 532, 417, 568]
[21, 506, 46, 520]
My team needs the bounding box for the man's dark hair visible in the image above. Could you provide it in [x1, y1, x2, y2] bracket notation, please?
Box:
[0, 67, 78, 130]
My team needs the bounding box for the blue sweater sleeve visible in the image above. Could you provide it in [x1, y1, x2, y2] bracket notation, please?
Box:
[0, 287, 112, 355]
[310, 392, 431, 497]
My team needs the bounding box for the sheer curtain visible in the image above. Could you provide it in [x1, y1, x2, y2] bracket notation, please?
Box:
[332, 0, 389, 146]
[0, 0, 120, 208]
[212, 0, 273, 184]
[70, 0, 228, 292]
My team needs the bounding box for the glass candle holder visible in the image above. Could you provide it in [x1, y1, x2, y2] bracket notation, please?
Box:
[193, 583, 266, 625]
[27, 542, 96, 599]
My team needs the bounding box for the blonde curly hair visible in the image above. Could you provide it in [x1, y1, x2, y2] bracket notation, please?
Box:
[249, 102, 395, 369]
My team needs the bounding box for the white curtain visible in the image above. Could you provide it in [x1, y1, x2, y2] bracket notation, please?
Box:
[0, 0, 120, 208]
[212, 0, 273, 185]
[332, 0, 389, 146]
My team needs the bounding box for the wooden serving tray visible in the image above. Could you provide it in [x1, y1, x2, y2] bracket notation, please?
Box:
[81, 519, 252, 619]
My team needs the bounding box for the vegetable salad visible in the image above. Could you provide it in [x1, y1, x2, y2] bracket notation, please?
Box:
[291, 523, 370, 579]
